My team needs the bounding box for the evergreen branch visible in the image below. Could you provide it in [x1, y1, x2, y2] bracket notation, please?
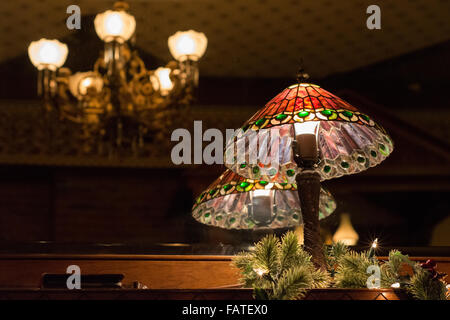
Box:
[407, 268, 448, 300]
[279, 231, 300, 272]
[310, 268, 332, 288]
[380, 250, 414, 287]
[293, 246, 312, 267]
[271, 265, 312, 300]
[329, 242, 349, 261]
[334, 251, 375, 288]
[253, 234, 280, 279]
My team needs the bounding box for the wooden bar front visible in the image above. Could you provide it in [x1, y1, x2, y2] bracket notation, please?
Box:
[0, 254, 242, 289]
[1, 254, 449, 289]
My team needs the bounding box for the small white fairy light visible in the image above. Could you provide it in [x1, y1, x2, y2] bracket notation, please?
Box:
[254, 268, 267, 277]
[391, 282, 400, 288]
[368, 238, 378, 259]
[372, 239, 378, 248]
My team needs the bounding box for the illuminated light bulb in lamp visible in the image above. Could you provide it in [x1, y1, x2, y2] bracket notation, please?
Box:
[294, 121, 320, 165]
[252, 189, 271, 197]
[28, 39, 68, 70]
[151, 67, 174, 96]
[332, 213, 359, 246]
[168, 30, 207, 61]
[248, 188, 274, 226]
[94, 10, 136, 43]
[294, 121, 320, 136]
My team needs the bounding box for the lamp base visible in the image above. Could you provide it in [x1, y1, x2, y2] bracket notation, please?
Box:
[296, 170, 326, 270]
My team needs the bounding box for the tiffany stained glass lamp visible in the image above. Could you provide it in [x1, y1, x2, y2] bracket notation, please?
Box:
[192, 169, 336, 230]
[224, 82, 394, 267]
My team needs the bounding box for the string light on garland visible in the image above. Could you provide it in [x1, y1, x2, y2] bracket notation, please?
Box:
[254, 267, 268, 277]
[368, 238, 378, 259]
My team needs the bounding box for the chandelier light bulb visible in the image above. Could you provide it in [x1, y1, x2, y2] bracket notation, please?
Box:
[94, 10, 136, 43]
[105, 13, 124, 36]
[80, 77, 93, 89]
[168, 30, 207, 61]
[28, 39, 68, 70]
[69, 71, 103, 99]
[177, 35, 196, 55]
[151, 67, 174, 96]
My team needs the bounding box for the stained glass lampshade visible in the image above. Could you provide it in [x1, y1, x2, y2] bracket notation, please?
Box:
[192, 169, 336, 230]
[224, 82, 393, 268]
[224, 83, 394, 183]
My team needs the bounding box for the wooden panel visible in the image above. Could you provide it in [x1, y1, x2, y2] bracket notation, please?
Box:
[0, 254, 449, 289]
[0, 176, 51, 241]
[0, 255, 241, 289]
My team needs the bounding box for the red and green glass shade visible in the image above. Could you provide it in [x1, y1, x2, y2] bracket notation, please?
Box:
[224, 83, 394, 183]
[192, 169, 336, 230]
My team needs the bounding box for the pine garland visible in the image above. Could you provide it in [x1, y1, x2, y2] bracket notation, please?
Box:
[334, 251, 373, 288]
[233, 231, 330, 300]
[234, 233, 448, 300]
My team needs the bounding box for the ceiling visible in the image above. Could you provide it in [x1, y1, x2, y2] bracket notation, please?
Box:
[0, 0, 449, 78]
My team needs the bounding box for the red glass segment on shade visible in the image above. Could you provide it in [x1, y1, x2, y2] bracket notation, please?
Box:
[244, 83, 372, 130]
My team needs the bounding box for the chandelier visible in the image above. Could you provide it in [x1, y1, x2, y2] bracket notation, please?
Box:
[27, 1, 207, 157]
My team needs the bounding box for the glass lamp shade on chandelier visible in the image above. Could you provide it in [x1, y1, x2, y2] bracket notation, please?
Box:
[27, 1, 207, 156]
[192, 169, 336, 230]
[223, 82, 394, 268]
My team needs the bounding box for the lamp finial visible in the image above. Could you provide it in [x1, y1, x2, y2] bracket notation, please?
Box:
[296, 59, 310, 84]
